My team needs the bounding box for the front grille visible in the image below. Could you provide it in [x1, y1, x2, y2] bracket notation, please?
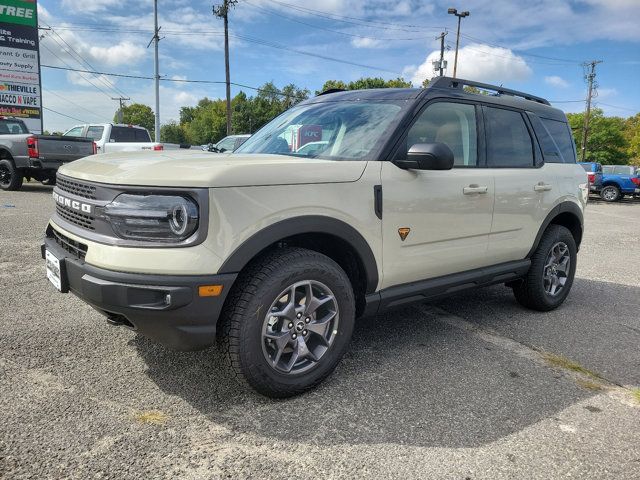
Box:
[49, 227, 88, 260]
[57, 175, 97, 200]
[56, 204, 95, 231]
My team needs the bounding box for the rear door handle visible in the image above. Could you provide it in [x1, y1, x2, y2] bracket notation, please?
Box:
[463, 184, 488, 195]
[534, 182, 552, 192]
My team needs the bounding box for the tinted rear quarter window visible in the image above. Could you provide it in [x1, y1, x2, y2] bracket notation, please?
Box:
[484, 107, 533, 167]
[540, 118, 576, 163]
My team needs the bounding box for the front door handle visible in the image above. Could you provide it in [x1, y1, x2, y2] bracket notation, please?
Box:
[534, 182, 552, 192]
[463, 184, 488, 195]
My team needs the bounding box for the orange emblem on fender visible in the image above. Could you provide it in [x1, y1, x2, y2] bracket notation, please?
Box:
[398, 227, 410, 241]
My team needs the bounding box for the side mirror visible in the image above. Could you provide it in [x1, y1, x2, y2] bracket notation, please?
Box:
[394, 143, 454, 170]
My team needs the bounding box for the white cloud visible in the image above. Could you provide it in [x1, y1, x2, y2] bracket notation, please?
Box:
[61, 0, 124, 13]
[171, 75, 187, 81]
[350, 37, 382, 49]
[66, 71, 116, 90]
[87, 42, 146, 67]
[410, 43, 532, 86]
[545, 76, 570, 88]
[173, 91, 196, 105]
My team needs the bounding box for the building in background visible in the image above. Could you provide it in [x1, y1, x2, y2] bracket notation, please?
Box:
[0, 0, 42, 133]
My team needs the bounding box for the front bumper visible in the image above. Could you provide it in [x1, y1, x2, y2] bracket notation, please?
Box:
[42, 233, 237, 351]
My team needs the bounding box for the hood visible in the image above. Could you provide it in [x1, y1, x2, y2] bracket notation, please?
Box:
[58, 150, 368, 188]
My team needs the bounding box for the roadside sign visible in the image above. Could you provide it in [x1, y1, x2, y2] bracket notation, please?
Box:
[0, 0, 41, 133]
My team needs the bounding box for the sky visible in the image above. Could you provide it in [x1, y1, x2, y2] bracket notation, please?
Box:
[36, 0, 640, 133]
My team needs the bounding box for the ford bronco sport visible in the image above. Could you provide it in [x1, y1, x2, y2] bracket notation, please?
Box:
[41, 77, 588, 397]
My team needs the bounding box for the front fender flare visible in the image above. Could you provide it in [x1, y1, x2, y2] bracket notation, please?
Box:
[217, 215, 379, 294]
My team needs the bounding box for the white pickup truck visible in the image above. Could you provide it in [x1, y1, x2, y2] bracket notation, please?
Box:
[62, 123, 176, 154]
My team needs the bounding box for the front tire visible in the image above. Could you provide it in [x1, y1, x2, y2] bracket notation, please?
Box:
[0, 158, 23, 191]
[600, 185, 621, 202]
[513, 225, 577, 311]
[219, 247, 355, 398]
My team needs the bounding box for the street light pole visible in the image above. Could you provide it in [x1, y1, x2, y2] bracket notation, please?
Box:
[448, 8, 470, 79]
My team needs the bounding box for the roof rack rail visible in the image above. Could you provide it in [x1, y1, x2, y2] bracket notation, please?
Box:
[317, 88, 346, 96]
[429, 76, 550, 105]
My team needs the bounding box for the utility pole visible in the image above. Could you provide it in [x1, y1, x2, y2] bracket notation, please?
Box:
[448, 8, 469, 78]
[435, 31, 448, 76]
[213, 0, 238, 136]
[147, 0, 161, 142]
[112, 96, 130, 123]
[580, 60, 602, 162]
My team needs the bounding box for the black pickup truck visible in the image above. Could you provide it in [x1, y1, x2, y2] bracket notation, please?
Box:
[0, 117, 96, 191]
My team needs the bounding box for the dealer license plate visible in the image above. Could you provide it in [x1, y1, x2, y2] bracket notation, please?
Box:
[45, 249, 62, 292]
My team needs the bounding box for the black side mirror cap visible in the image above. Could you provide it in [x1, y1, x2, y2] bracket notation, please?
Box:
[394, 142, 455, 170]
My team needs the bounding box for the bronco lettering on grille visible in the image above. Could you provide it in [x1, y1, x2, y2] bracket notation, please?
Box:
[52, 191, 92, 214]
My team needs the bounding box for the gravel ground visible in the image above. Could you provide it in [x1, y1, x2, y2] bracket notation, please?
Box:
[1, 184, 639, 479]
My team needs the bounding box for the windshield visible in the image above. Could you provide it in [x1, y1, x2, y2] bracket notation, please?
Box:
[235, 101, 404, 160]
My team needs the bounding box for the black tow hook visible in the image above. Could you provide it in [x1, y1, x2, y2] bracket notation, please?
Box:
[106, 313, 132, 328]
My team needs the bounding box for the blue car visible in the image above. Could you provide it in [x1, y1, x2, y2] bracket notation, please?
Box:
[579, 162, 640, 202]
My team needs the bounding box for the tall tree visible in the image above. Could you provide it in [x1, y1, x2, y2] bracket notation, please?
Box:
[566, 109, 629, 165]
[160, 122, 188, 144]
[317, 77, 412, 95]
[115, 103, 155, 135]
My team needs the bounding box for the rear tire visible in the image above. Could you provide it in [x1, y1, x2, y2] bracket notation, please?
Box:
[513, 225, 577, 311]
[600, 185, 620, 202]
[0, 158, 23, 191]
[218, 247, 355, 398]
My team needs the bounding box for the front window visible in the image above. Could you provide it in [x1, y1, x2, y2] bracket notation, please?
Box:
[236, 101, 404, 160]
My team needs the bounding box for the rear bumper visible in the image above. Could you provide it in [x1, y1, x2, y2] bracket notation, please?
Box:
[42, 235, 237, 350]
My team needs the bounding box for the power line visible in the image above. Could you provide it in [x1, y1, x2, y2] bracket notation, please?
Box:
[39, 42, 116, 100]
[458, 33, 581, 64]
[43, 106, 88, 124]
[43, 24, 402, 75]
[43, 88, 108, 121]
[41, 21, 132, 100]
[41, 64, 308, 100]
[244, 0, 433, 41]
[595, 102, 638, 113]
[263, 0, 439, 31]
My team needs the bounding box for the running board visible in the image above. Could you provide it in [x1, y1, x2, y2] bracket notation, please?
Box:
[362, 259, 531, 316]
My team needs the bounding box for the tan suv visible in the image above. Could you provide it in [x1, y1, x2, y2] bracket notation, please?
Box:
[42, 77, 588, 397]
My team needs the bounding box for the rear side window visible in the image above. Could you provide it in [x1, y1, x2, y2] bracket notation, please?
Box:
[109, 127, 136, 142]
[540, 118, 576, 163]
[484, 107, 533, 167]
[527, 113, 561, 163]
[86, 126, 104, 140]
[580, 164, 592, 172]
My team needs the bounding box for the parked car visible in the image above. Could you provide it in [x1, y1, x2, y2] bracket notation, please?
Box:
[42, 77, 587, 397]
[63, 123, 167, 154]
[578, 161, 603, 194]
[0, 117, 96, 191]
[599, 165, 639, 201]
[203, 134, 250, 152]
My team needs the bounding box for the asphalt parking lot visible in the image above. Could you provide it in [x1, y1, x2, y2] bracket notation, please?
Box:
[1, 184, 639, 479]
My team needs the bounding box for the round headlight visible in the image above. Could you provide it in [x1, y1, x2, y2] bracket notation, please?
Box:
[169, 204, 189, 235]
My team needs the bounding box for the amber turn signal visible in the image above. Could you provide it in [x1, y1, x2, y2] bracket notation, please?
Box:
[198, 285, 224, 297]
